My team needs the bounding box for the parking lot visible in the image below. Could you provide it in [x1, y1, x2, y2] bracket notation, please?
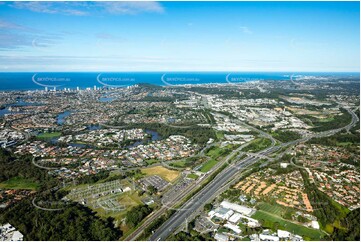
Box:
[162, 177, 193, 204]
[194, 215, 219, 234]
[140, 175, 169, 191]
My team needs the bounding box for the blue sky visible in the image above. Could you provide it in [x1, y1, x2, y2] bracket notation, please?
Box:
[0, 1, 359, 72]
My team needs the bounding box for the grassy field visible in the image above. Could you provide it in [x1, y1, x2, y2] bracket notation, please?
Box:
[187, 173, 199, 179]
[170, 160, 187, 168]
[207, 147, 223, 159]
[141, 166, 180, 183]
[337, 142, 353, 146]
[257, 202, 294, 217]
[206, 144, 234, 160]
[199, 158, 218, 172]
[252, 211, 325, 240]
[0, 176, 40, 190]
[36, 132, 61, 139]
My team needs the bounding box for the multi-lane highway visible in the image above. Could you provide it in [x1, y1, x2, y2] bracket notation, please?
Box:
[150, 107, 358, 241]
[125, 139, 251, 241]
[150, 146, 273, 240]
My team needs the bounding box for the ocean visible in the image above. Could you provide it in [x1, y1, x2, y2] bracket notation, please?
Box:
[0, 72, 358, 91]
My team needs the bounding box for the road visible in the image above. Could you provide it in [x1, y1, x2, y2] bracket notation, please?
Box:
[124, 141, 245, 241]
[150, 108, 358, 241]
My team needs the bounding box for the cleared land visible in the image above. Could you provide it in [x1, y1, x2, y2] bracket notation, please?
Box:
[141, 166, 180, 183]
[0, 176, 39, 190]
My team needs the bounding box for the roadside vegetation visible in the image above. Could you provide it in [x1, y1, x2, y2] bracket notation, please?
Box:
[125, 205, 153, 228]
[242, 138, 272, 153]
[199, 159, 218, 173]
[271, 130, 301, 143]
[169, 156, 207, 169]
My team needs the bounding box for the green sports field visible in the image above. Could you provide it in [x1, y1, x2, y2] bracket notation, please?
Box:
[258, 202, 294, 217]
[252, 210, 325, 240]
[36, 132, 61, 139]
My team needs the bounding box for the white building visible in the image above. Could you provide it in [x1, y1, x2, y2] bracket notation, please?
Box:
[228, 213, 242, 224]
[311, 221, 320, 229]
[214, 233, 229, 241]
[209, 207, 234, 220]
[224, 223, 242, 234]
[11, 231, 23, 241]
[0, 224, 23, 241]
[259, 234, 279, 241]
[220, 201, 254, 216]
[277, 229, 290, 238]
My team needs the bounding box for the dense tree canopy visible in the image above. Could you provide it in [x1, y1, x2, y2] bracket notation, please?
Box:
[0, 149, 57, 190]
[125, 204, 153, 228]
[331, 209, 360, 241]
[0, 200, 122, 241]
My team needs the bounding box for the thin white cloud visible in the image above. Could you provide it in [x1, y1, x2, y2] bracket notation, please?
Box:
[10, 1, 164, 16]
[11, 2, 89, 16]
[240, 26, 252, 34]
[0, 19, 62, 50]
[0, 19, 33, 31]
[99, 2, 164, 15]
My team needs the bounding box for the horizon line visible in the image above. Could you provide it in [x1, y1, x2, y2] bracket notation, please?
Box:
[0, 71, 359, 73]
